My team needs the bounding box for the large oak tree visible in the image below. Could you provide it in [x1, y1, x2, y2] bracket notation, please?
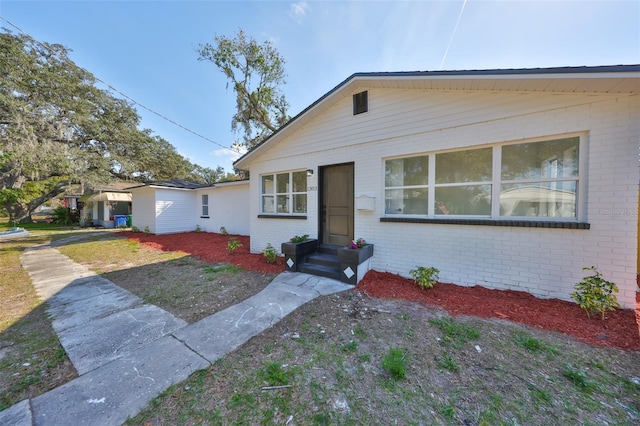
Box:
[198, 29, 290, 149]
[0, 30, 218, 223]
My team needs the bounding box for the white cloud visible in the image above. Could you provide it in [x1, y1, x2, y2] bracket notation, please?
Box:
[289, 1, 309, 23]
[210, 148, 230, 158]
[207, 146, 246, 172]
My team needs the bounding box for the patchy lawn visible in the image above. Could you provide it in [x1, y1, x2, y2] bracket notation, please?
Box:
[2, 229, 638, 425]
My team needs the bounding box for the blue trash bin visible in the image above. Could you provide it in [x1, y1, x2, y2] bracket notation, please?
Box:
[114, 215, 127, 227]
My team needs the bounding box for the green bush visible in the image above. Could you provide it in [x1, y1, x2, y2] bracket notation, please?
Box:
[51, 207, 79, 225]
[409, 266, 440, 289]
[263, 243, 278, 264]
[219, 226, 229, 236]
[227, 238, 242, 253]
[570, 266, 620, 320]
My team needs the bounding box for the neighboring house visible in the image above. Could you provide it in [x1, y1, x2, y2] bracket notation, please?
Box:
[234, 65, 640, 309]
[129, 179, 249, 235]
[79, 183, 134, 228]
[62, 194, 81, 210]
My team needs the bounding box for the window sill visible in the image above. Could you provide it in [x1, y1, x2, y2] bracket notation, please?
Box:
[258, 214, 307, 220]
[200, 216, 210, 219]
[380, 217, 590, 229]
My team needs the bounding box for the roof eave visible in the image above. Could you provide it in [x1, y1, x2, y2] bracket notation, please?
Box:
[234, 65, 640, 169]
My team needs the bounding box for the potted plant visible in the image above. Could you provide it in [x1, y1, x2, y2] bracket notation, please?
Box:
[338, 237, 374, 265]
[281, 234, 318, 271]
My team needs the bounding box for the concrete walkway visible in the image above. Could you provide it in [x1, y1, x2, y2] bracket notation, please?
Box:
[1, 237, 351, 425]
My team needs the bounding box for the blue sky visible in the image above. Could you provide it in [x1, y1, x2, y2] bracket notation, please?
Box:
[2, 1, 638, 174]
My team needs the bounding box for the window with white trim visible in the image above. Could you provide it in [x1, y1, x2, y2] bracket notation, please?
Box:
[500, 138, 578, 218]
[261, 170, 307, 215]
[201, 194, 209, 217]
[384, 136, 581, 220]
[385, 156, 429, 215]
[435, 148, 492, 215]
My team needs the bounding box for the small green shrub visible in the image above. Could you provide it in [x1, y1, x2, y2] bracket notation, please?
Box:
[130, 225, 140, 232]
[227, 238, 242, 253]
[219, 226, 228, 236]
[143, 226, 151, 234]
[381, 347, 407, 380]
[51, 207, 80, 225]
[409, 266, 440, 289]
[289, 234, 309, 243]
[263, 243, 278, 264]
[570, 266, 620, 320]
[195, 225, 202, 232]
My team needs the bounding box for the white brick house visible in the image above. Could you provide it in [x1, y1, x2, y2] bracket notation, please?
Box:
[235, 65, 640, 309]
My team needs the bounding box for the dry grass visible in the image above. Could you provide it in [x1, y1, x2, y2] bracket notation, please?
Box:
[2, 228, 639, 425]
[0, 229, 77, 411]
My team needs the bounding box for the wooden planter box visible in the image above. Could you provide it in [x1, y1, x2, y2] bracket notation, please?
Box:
[281, 239, 319, 272]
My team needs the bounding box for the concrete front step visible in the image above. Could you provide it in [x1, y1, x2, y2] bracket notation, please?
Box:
[300, 244, 342, 280]
[317, 244, 341, 255]
[298, 262, 342, 280]
[305, 252, 341, 268]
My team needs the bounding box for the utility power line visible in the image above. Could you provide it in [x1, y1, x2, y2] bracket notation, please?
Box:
[0, 16, 241, 155]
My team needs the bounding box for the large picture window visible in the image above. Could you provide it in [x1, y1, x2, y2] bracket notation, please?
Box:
[261, 170, 307, 215]
[384, 136, 581, 220]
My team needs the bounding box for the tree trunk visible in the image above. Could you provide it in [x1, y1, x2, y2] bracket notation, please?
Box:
[6, 180, 71, 223]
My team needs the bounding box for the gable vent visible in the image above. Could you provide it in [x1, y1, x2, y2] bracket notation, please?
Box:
[353, 91, 368, 115]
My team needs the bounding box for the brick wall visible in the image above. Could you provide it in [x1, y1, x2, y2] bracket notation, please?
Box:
[248, 89, 639, 308]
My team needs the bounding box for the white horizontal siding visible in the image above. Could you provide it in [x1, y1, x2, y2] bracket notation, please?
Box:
[256, 90, 615, 165]
[196, 183, 249, 235]
[155, 189, 198, 235]
[131, 188, 157, 233]
[248, 88, 639, 309]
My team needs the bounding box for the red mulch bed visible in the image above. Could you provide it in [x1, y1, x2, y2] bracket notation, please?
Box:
[120, 231, 286, 275]
[119, 231, 640, 351]
[357, 270, 640, 351]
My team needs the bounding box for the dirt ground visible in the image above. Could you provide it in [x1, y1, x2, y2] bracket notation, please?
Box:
[120, 231, 640, 351]
[6, 229, 637, 423]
